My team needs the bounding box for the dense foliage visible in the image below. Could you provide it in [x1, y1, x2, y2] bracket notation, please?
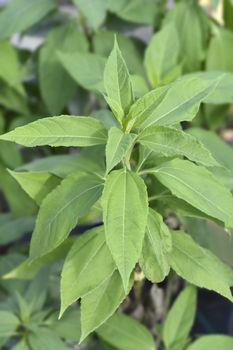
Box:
[1, 0, 233, 349]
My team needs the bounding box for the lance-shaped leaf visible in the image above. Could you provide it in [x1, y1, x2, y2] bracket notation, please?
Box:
[140, 209, 171, 282]
[169, 231, 233, 302]
[80, 271, 132, 342]
[150, 159, 233, 227]
[102, 169, 148, 290]
[105, 127, 136, 173]
[126, 76, 215, 131]
[60, 226, 115, 316]
[163, 285, 197, 350]
[30, 172, 104, 260]
[144, 23, 180, 87]
[104, 38, 134, 123]
[97, 313, 155, 350]
[138, 126, 219, 167]
[9, 170, 61, 205]
[0, 116, 107, 147]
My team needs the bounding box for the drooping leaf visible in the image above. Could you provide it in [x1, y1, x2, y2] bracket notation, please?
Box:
[140, 209, 171, 282]
[105, 127, 136, 173]
[0, 311, 19, 337]
[97, 313, 155, 350]
[9, 170, 61, 205]
[0, 116, 108, 147]
[163, 285, 197, 350]
[102, 169, 148, 290]
[59, 52, 106, 92]
[151, 159, 233, 227]
[30, 172, 103, 260]
[73, 0, 107, 29]
[138, 126, 219, 167]
[39, 23, 88, 114]
[187, 335, 233, 350]
[169, 231, 233, 302]
[60, 226, 115, 315]
[104, 38, 133, 123]
[144, 23, 181, 87]
[0, 0, 57, 39]
[80, 271, 132, 342]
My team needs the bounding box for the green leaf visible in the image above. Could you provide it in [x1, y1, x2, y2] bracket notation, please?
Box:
[0, 116, 108, 147]
[0, 40, 24, 94]
[59, 52, 106, 92]
[187, 335, 233, 350]
[11, 340, 30, 350]
[106, 127, 136, 173]
[151, 159, 233, 227]
[30, 172, 103, 260]
[102, 169, 148, 290]
[188, 128, 233, 173]
[138, 126, 219, 167]
[0, 215, 35, 245]
[140, 77, 216, 129]
[104, 38, 133, 123]
[60, 226, 115, 315]
[80, 271, 132, 342]
[0, 162, 37, 217]
[4, 239, 73, 280]
[163, 1, 209, 72]
[163, 285, 197, 350]
[125, 86, 168, 132]
[0, 311, 19, 337]
[73, 0, 107, 30]
[0, 141, 22, 168]
[97, 313, 155, 350]
[140, 208, 171, 282]
[207, 29, 233, 72]
[50, 309, 81, 343]
[19, 150, 105, 178]
[9, 170, 61, 205]
[126, 76, 215, 131]
[29, 328, 69, 350]
[94, 31, 144, 76]
[108, 0, 160, 25]
[0, 82, 29, 114]
[144, 23, 180, 87]
[0, 0, 57, 39]
[39, 23, 88, 114]
[169, 231, 233, 302]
